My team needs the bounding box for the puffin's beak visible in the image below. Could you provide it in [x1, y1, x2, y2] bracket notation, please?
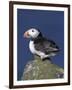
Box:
[24, 31, 30, 38]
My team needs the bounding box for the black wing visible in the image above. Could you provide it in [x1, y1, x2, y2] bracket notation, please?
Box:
[34, 37, 60, 54]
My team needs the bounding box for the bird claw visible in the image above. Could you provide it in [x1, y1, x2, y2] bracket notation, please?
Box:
[42, 57, 51, 61]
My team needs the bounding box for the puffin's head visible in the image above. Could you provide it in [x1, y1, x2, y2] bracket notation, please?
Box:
[24, 28, 41, 39]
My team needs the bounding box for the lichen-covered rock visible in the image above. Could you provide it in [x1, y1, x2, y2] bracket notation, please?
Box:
[21, 56, 64, 80]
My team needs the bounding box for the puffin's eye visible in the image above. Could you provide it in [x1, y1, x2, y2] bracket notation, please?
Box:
[32, 30, 34, 32]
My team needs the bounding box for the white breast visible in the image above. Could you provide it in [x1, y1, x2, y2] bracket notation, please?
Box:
[29, 40, 46, 59]
[29, 41, 36, 54]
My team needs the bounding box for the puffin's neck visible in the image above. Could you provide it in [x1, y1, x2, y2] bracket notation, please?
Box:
[31, 33, 43, 41]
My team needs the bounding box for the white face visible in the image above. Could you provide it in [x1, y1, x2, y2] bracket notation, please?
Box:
[24, 28, 40, 38]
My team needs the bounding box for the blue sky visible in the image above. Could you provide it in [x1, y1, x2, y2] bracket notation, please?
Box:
[17, 9, 64, 80]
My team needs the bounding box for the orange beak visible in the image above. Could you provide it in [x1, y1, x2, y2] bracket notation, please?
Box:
[24, 31, 30, 38]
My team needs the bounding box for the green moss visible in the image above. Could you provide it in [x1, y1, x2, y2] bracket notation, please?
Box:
[21, 55, 64, 80]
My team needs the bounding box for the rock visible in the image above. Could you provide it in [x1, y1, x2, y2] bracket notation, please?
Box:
[21, 55, 64, 80]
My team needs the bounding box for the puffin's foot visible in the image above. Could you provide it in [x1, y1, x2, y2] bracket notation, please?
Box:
[42, 57, 51, 61]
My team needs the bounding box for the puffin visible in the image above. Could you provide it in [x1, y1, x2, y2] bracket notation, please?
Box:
[24, 28, 60, 60]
